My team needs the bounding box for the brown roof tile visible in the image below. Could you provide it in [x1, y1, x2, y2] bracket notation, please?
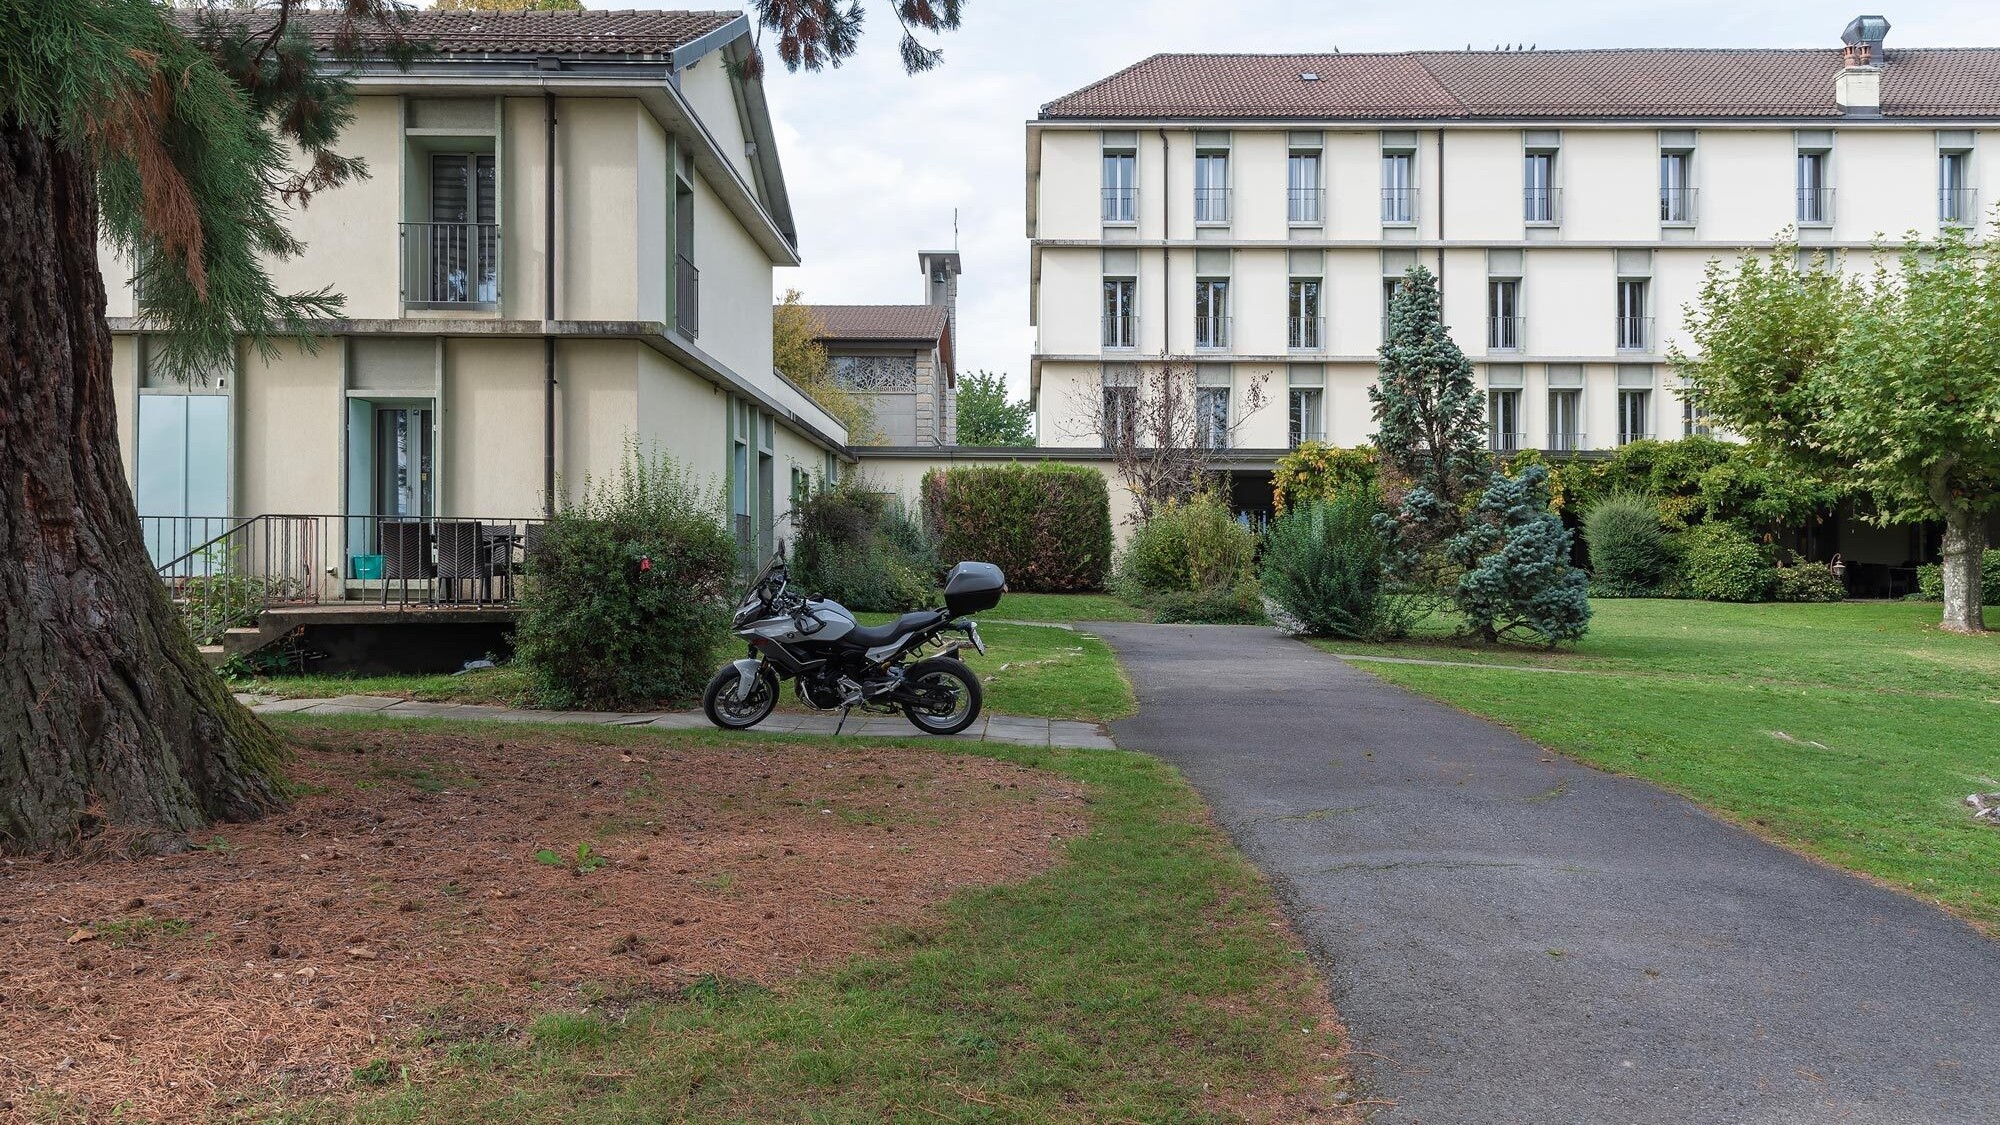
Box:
[270, 8, 741, 58]
[800, 305, 950, 343]
[1041, 48, 2000, 121]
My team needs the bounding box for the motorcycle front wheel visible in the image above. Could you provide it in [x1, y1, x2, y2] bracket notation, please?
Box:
[901, 657, 983, 735]
[702, 664, 779, 730]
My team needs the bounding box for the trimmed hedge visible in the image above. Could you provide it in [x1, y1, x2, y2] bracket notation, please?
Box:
[1679, 522, 1774, 603]
[922, 464, 1114, 592]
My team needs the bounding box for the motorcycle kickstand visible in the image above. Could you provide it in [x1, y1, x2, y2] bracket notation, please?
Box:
[833, 703, 853, 737]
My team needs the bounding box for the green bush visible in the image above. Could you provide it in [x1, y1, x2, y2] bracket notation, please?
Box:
[794, 477, 937, 613]
[922, 464, 1112, 591]
[1772, 562, 1846, 603]
[1446, 465, 1591, 645]
[1259, 491, 1391, 639]
[1116, 493, 1262, 624]
[1582, 493, 1672, 597]
[1148, 580, 1268, 625]
[1678, 522, 1775, 603]
[514, 447, 734, 709]
[1914, 550, 2000, 603]
[1271, 443, 1379, 515]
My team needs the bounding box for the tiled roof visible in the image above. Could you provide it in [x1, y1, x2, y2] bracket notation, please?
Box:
[801, 305, 950, 343]
[274, 8, 741, 57]
[1041, 48, 2000, 120]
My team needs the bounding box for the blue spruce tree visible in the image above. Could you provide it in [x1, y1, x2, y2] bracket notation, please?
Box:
[1447, 464, 1592, 645]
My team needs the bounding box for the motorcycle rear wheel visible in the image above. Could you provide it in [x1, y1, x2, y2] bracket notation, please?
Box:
[901, 658, 983, 735]
[703, 664, 779, 729]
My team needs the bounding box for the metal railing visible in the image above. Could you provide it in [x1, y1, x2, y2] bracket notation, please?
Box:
[148, 514, 551, 643]
[1940, 187, 1978, 225]
[1488, 431, 1527, 454]
[675, 253, 699, 339]
[1487, 316, 1525, 351]
[1193, 187, 1231, 223]
[1102, 314, 1138, 349]
[1524, 187, 1562, 224]
[1617, 316, 1654, 352]
[1617, 428, 1655, 447]
[1660, 187, 1699, 224]
[1194, 314, 1230, 350]
[1547, 431, 1586, 454]
[1382, 187, 1417, 224]
[1797, 188, 1835, 225]
[1288, 187, 1325, 224]
[400, 222, 499, 307]
[1288, 315, 1325, 351]
[1288, 427, 1326, 448]
[1102, 188, 1137, 223]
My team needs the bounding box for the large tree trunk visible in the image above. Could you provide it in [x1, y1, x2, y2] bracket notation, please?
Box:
[1938, 508, 1987, 634]
[0, 115, 288, 854]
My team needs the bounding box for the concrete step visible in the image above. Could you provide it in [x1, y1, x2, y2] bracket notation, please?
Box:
[198, 644, 227, 669]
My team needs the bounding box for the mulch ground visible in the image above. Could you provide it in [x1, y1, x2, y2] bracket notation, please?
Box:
[0, 728, 1086, 1122]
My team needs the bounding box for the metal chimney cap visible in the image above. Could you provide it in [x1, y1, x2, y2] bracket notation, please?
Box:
[1842, 15, 1890, 47]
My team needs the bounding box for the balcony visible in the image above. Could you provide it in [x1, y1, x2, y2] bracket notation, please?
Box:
[1288, 187, 1325, 224]
[1194, 187, 1232, 224]
[1617, 428, 1655, 447]
[1940, 187, 1978, 226]
[1660, 187, 1698, 224]
[1102, 313, 1138, 350]
[1288, 427, 1326, 449]
[1796, 187, 1835, 226]
[1487, 316, 1525, 352]
[1102, 188, 1137, 224]
[1524, 187, 1562, 225]
[1288, 315, 1326, 351]
[1381, 187, 1417, 225]
[675, 253, 699, 339]
[1489, 431, 1526, 454]
[1616, 316, 1653, 352]
[1194, 315, 1231, 350]
[400, 222, 499, 309]
[1547, 431, 1586, 454]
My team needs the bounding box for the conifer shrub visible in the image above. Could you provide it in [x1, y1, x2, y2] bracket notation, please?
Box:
[1582, 493, 1672, 597]
[1259, 491, 1398, 639]
[1446, 465, 1591, 645]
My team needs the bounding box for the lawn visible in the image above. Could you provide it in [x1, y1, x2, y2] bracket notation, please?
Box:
[5, 718, 1353, 1121]
[1313, 600, 2000, 931]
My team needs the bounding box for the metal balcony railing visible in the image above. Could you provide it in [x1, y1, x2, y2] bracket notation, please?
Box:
[1194, 314, 1231, 350]
[1288, 187, 1325, 224]
[1102, 188, 1137, 223]
[675, 253, 699, 339]
[1487, 316, 1525, 352]
[1382, 187, 1417, 224]
[1797, 187, 1835, 225]
[1940, 187, 1978, 225]
[1194, 187, 1232, 223]
[1102, 313, 1138, 349]
[1618, 429, 1655, 446]
[1660, 187, 1699, 224]
[400, 222, 499, 308]
[1289, 427, 1326, 449]
[1547, 431, 1586, 454]
[1489, 431, 1527, 454]
[1617, 316, 1654, 352]
[1288, 315, 1325, 351]
[1524, 187, 1562, 224]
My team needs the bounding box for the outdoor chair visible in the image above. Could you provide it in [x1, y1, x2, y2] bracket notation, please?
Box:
[433, 520, 485, 604]
[378, 520, 433, 606]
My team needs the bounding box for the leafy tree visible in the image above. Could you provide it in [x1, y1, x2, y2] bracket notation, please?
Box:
[1446, 465, 1591, 645]
[746, 0, 965, 77]
[772, 288, 877, 443]
[433, 0, 583, 10]
[0, 0, 415, 853]
[1678, 234, 2000, 632]
[955, 370, 1033, 446]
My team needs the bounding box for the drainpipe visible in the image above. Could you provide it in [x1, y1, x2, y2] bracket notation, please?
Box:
[1157, 128, 1171, 355]
[543, 92, 558, 519]
[1435, 128, 1446, 275]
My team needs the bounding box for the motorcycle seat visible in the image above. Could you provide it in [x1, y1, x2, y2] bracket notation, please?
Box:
[843, 609, 948, 647]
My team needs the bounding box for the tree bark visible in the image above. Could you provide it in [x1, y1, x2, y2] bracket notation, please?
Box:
[1938, 508, 1987, 634]
[0, 115, 288, 854]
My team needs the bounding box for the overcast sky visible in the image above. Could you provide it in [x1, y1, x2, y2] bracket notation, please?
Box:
[612, 1, 2000, 400]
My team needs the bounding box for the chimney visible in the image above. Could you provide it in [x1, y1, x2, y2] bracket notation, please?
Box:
[1837, 15, 1889, 116]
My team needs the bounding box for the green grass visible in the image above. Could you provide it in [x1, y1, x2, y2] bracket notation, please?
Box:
[241, 666, 527, 706]
[985, 592, 1149, 623]
[251, 716, 1346, 1123]
[1313, 600, 2000, 930]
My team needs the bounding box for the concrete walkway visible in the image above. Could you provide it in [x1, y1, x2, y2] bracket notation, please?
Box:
[1088, 623, 2000, 1125]
[237, 694, 1116, 750]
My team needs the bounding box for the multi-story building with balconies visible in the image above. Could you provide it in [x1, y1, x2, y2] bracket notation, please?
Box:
[103, 9, 848, 584]
[1027, 16, 2000, 518]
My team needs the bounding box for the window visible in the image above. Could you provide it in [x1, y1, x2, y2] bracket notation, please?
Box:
[1488, 279, 1522, 350]
[1548, 389, 1582, 452]
[1289, 388, 1323, 447]
[1660, 150, 1694, 223]
[1382, 277, 1403, 340]
[1617, 280, 1650, 351]
[790, 466, 812, 506]
[832, 355, 919, 391]
[1196, 385, 1230, 449]
[1195, 278, 1229, 349]
[1194, 152, 1229, 223]
[1382, 151, 1414, 223]
[1288, 151, 1322, 223]
[1488, 389, 1523, 453]
[1102, 150, 1136, 223]
[1618, 389, 1651, 445]
[1102, 277, 1136, 348]
[1102, 366, 1137, 449]
[1524, 151, 1557, 223]
[1797, 150, 1831, 224]
[415, 153, 498, 305]
[1681, 397, 1711, 439]
[1289, 278, 1323, 350]
[1940, 150, 1972, 224]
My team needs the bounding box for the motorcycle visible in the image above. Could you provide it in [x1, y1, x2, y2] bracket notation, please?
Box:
[701, 548, 1007, 736]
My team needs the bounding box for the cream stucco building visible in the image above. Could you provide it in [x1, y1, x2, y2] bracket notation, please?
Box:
[105, 9, 848, 581]
[1027, 16, 2000, 529]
